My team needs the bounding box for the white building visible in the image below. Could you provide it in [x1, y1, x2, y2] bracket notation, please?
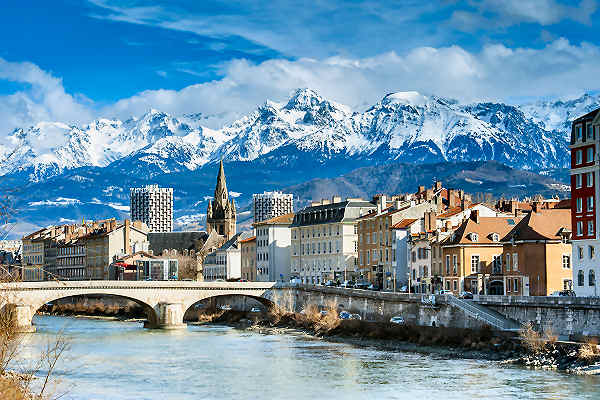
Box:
[130, 185, 173, 233]
[202, 233, 242, 281]
[253, 191, 294, 223]
[391, 218, 422, 291]
[571, 108, 600, 296]
[254, 213, 294, 282]
[291, 197, 376, 284]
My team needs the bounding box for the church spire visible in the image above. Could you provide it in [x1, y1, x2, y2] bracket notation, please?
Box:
[214, 160, 228, 207]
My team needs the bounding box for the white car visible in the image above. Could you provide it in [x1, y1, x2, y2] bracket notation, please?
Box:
[389, 316, 405, 325]
[219, 305, 232, 311]
[250, 307, 262, 313]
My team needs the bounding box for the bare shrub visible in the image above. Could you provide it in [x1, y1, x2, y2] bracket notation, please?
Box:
[578, 339, 600, 361]
[519, 322, 546, 353]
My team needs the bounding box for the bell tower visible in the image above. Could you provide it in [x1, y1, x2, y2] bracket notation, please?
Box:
[206, 160, 236, 240]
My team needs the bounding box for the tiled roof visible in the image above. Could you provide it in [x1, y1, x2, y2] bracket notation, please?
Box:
[238, 236, 256, 244]
[391, 218, 418, 229]
[253, 212, 295, 226]
[445, 216, 522, 245]
[503, 209, 571, 241]
[437, 207, 463, 219]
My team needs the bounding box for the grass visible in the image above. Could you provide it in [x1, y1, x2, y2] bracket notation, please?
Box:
[519, 322, 548, 354]
[578, 339, 600, 361]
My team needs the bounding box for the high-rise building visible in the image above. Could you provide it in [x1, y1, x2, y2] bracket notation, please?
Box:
[252, 191, 293, 223]
[130, 185, 173, 233]
[206, 161, 236, 240]
[571, 108, 600, 296]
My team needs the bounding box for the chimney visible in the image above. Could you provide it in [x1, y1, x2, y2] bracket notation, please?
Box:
[449, 189, 459, 208]
[424, 211, 437, 232]
[124, 219, 131, 255]
[445, 220, 452, 231]
[471, 209, 480, 224]
[418, 185, 425, 193]
[435, 181, 442, 191]
[379, 195, 387, 213]
[532, 202, 540, 213]
[332, 195, 341, 203]
[321, 199, 330, 205]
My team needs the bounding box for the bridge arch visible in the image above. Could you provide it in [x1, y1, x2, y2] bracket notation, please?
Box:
[184, 294, 275, 318]
[34, 293, 160, 329]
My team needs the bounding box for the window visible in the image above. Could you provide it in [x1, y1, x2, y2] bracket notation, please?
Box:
[445, 255, 450, 275]
[471, 255, 479, 274]
[505, 253, 511, 271]
[577, 125, 582, 140]
[588, 172, 594, 187]
[590, 246, 595, 259]
[577, 221, 584, 236]
[452, 255, 457, 275]
[590, 270, 596, 286]
[513, 278, 518, 292]
[513, 253, 518, 271]
[412, 251, 417, 262]
[588, 147, 594, 163]
[578, 270, 585, 286]
[576, 174, 583, 188]
[588, 220, 595, 236]
[562, 254, 571, 269]
[588, 196, 595, 211]
[493, 255, 502, 274]
[491, 233, 499, 242]
[453, 280, 458, 291]
[577, 150, 583, 165]
[564, 279, 573, 290]
[579, 246, 584, 259]
[470, 233, 478, 242]
[588, 124, 594, 139]
[576, 197, 583, 213]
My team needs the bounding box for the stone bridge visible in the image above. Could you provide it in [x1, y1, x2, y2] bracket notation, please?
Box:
[0, 281, 280, 332]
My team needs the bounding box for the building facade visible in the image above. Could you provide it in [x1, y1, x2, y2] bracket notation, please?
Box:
[291, 197, 376, 285]
[253, 191, 293, 223]
[571, 108, 600, 296]
[239, 235, 256, 281]
[130, 185, 173, 233]
[202, 233, 242, 281]
[206, 161, 237, 240]
[254, 213, 293, 282]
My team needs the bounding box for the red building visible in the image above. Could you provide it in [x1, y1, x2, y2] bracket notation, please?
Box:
[570, 108, 600, 296]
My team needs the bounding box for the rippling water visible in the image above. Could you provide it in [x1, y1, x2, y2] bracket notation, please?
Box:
[13, 315, 600, 399]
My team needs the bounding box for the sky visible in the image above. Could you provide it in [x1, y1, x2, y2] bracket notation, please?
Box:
[1, 0, 599, 134]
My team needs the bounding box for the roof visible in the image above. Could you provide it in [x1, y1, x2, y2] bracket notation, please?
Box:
[148, 231, 208, 253]
[437, 206, 462, 219]
[253, 212, 295, 227]
[291, 200, 376, 227]
[238, 236, 256, 244]
[573, 108, 600, 124]
[502, 209, 571, 241]
[444, 215, 522, 245]
[391, 218, 418, 229]
[217, 232, 243, 252]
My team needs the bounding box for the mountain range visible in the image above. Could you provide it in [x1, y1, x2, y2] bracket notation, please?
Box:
[0, 88, 597, 238]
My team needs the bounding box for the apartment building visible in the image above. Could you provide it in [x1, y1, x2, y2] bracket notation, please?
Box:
[56, 239, 86, 280]
[253, 191, 293, 223]
[254, 213, 293, 282]
[203, 233, 242, 281]
[500, 208, 572, 296]
[83, 220, 150, 280]
[571, 108, 600, 296]
[291, 197, 376, 284]
[391, 218, 422, 291]
[239, 235, 256, 281]
[130, 185, 174, 233]
[441, 211, 522, 295]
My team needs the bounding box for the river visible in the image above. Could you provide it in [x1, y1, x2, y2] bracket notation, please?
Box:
[13, 315, 600, 399]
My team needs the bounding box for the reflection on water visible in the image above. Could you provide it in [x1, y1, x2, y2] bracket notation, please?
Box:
[12, 315, 600, 400]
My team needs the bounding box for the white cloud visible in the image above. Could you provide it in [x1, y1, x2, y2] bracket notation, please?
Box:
[101, 38, 600, 125]
[452, 0, 598, 31]
[229, 191, 242, 198]
[28, 197, 82, 207]
[0, 58, 93, 136]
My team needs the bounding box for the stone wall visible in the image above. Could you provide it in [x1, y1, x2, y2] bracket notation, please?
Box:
[475, 295, 600, 337]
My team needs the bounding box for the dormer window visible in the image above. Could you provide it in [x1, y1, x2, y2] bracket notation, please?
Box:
[491, 233, 500, 242]
[469, 233, 478, 242]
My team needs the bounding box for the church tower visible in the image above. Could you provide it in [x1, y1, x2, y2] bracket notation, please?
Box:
[206, 160, 236, 240]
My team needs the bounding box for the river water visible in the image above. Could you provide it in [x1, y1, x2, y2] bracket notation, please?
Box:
[13, 315, 600, 399]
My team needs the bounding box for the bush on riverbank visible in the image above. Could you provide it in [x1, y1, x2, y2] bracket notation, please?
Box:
[39, 302, 146, 320]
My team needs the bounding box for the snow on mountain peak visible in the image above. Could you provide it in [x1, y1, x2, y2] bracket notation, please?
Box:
[382, 91, 429, 106]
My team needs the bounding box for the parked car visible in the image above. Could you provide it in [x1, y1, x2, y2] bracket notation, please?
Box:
[250, 307, 262, 313]
[354, 281, 369, 290]
[325, 280, 337, 287]
[389, 316, 405, 325]
[341, 280, 355, 288]
[559, 290, 576, 297]
[367, 284, 381, 291]
[438, 290, 453, 295]
[219, 304, 232, 311]
[339, 311, 352, 320]
[350, 313, 362, 320]
[239, 279, 248, 282]
[460, 291, 474, 299]
[290, 278, 302, 284]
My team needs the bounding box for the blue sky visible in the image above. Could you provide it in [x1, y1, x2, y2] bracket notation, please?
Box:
[0, 0, 599, 133]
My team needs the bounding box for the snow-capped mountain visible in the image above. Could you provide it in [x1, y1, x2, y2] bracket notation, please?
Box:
[2, 88, 594, 183]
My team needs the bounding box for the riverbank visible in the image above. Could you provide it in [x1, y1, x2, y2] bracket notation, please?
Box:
[39, 302, 600, 375]
[0, 372, 35, 400]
